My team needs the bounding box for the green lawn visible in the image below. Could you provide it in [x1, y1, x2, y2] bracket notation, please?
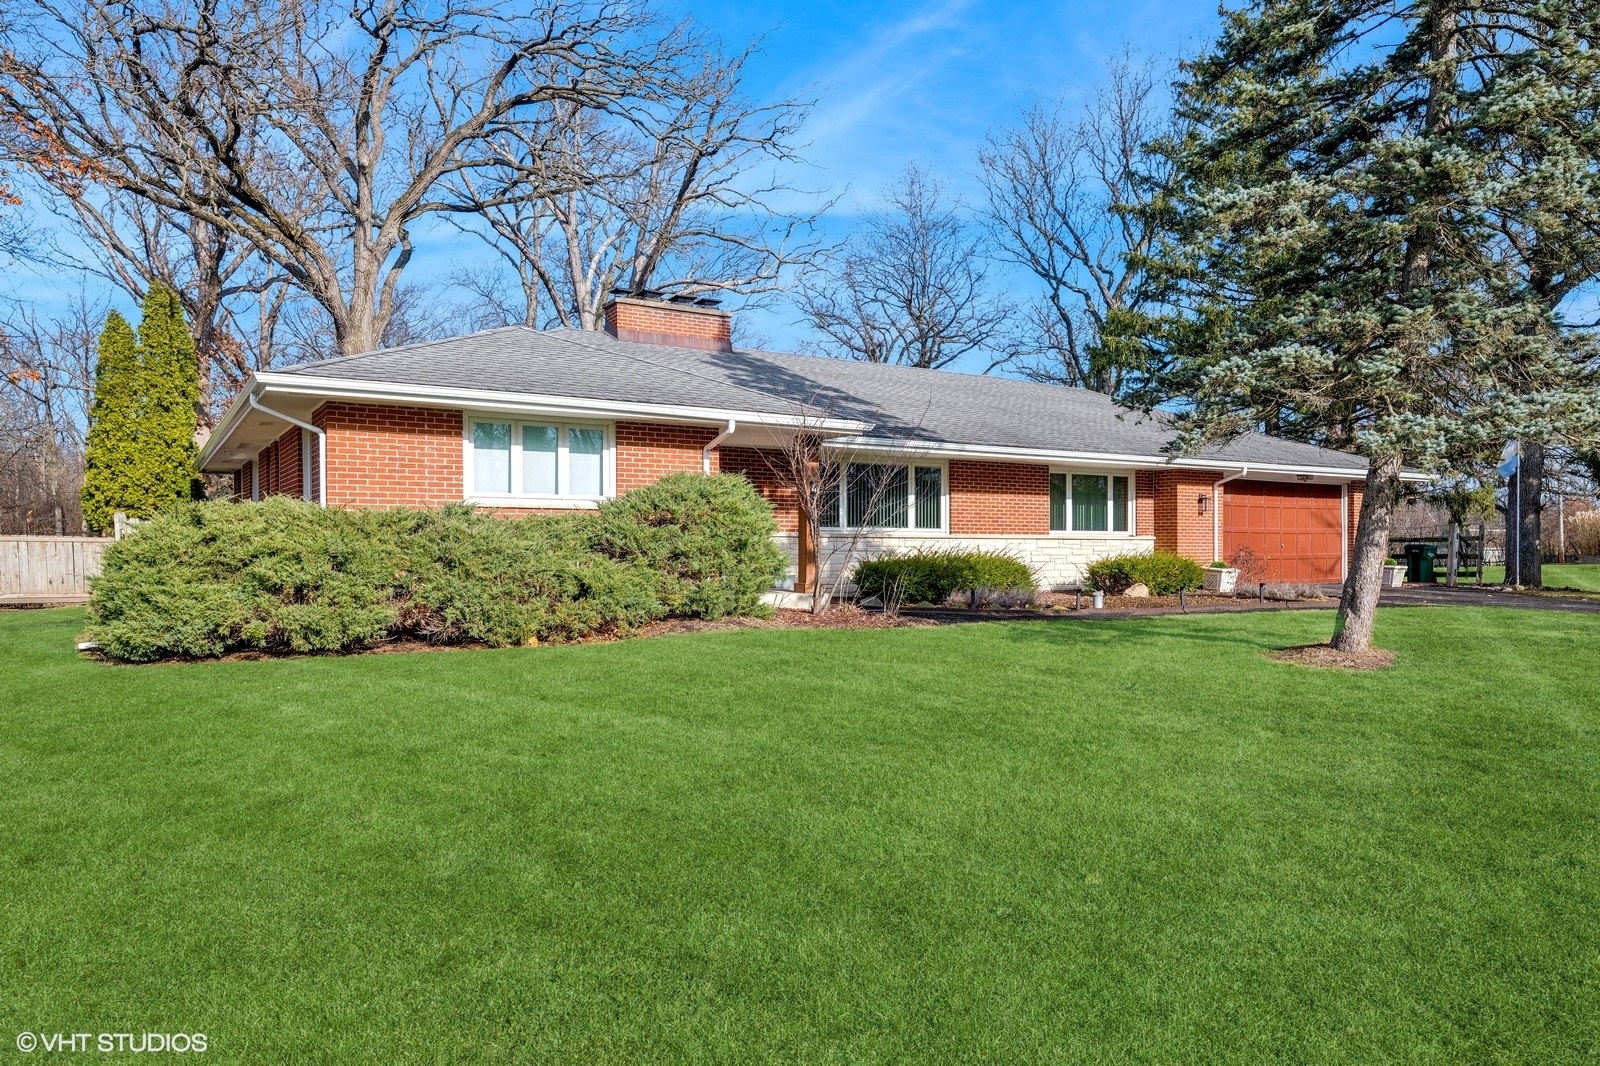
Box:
[1475, 562, 1600, 592]
[3, 607, 1598, 1064]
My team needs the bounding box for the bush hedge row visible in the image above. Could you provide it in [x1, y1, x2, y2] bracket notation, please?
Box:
[852, 549, 1036, 605]
[87, 473, 787, 661]
[1084, 551, 1206, 595]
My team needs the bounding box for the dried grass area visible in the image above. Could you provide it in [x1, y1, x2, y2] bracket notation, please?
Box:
[1267, 643, 1397, 671]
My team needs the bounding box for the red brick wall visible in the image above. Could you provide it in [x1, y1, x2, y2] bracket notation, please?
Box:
[1136, 472, 1156, 536]
[604, 298, 732, 352]
[314, 402, 464, 508]
[254, 426, 305, 499]
[305, 404, 735, 510]
[615, 421, 721, 492]
[948, 459, 1050, 535]
[719, 446, 799, 532]
[1346, 481, 1364, 577]
[1150, 468, 1219, 562]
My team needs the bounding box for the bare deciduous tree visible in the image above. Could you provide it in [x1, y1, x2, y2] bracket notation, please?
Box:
[798, 164, 1008, 369]
[0, 0, 707, 356]
[978, 53, 1179, 394]
[29, 187, 291, 421]
[448, 50, 825, 332]
[0, 295, 102, 533]
[754, 399, 932, 613]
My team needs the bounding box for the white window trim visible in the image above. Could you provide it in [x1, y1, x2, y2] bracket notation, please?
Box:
[1049, 468, 1138, 537]
[820, 459, 949, 535]
[461, 413, 617, 508]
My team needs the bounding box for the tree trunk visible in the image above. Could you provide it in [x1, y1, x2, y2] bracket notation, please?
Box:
[1506, 440, 1543, 587]
[1332, 452, 1405, 653]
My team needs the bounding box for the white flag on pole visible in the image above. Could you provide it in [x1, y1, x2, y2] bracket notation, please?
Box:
[1497, 441, 1519, 479]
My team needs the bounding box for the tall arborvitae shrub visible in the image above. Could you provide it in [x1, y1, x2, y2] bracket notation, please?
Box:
[80, 311, 141, 534]
[79, 286, 201, 533]
[135, 283, 201, 508]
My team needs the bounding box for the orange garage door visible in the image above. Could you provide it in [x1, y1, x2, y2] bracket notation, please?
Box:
[1222, 481, 1344, 582]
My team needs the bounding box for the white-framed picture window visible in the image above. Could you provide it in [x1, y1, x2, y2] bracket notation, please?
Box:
[464, 415, 615, 505]
[1050, 470, 1134, 534]
[819, 460, 946, 532]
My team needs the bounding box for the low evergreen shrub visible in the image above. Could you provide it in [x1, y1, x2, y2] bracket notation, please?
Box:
[87, 474, 786, 662]
[593, 472, 787, 619]
[852, 549, 1035, 605]
[1085, 551, 1206, 595]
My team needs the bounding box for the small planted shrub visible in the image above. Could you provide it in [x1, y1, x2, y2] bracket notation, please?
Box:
[88, 474, 788, 662]
[852, 549, 1035, 605]
[1085, 551, 1206, 595]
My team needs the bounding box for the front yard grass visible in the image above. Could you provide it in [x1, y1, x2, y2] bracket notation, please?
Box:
[1477, 562, 1600, 592]
[3, 606, 1597, 1063]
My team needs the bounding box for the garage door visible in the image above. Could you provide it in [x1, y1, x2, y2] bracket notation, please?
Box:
[1222, 481, 1344, 582]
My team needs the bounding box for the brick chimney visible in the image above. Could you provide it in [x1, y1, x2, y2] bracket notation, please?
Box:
[603, 294, 732, 353]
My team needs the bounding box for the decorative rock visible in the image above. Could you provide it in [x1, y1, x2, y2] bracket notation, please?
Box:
[1125, 583, 1151, 597]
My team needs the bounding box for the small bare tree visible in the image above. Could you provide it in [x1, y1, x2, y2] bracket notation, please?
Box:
[758, 400, 932, 613]
[977, 52, 1180, 394]
[798, 164, 1009, 369]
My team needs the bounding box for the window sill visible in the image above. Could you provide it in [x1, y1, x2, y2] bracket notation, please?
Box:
[1048, 530, 1148, 539]
[464, 495, 607, 510]
[819, 527, 948, 536]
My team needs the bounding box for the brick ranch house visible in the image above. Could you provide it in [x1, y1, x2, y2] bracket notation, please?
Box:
[200, 296, 1397, 591]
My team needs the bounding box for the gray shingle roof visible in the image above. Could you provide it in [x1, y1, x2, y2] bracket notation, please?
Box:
[275, 326, 1367, 472]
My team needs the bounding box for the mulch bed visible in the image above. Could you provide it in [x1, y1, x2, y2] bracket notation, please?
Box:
[1266, 643, 1396, 671]
[88, 606, 933, 664]
[902, 589, 1335, 619]
[632, 606, 934, 639]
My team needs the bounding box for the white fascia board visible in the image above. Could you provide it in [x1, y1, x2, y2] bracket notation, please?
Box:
[824, 435, 1380, 480]
[198, 380, 265, 470]
[253, 372, 871, 434]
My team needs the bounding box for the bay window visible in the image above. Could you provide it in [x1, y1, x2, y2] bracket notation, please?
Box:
[1050, 471, 1132, 533]
[821, 461, 944, 531]
[467, 417, 612, 502]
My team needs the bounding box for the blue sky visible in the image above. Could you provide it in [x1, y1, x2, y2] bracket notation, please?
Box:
[668, 0, 1225, 350]
[4, 0, 1226, 359]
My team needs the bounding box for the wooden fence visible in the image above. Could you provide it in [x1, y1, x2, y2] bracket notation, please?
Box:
[0, 536, 113, 603]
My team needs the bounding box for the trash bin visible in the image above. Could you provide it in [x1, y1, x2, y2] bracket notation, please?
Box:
[1404, 543, 1438, 583]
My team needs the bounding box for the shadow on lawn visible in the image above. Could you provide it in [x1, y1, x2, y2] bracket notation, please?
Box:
[969, 611, 1343, 656]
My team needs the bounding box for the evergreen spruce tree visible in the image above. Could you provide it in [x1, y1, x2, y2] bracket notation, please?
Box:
[1142, 1, 1600, 652]
[135, 283, 202, 508]
[80, 310, 141, 534]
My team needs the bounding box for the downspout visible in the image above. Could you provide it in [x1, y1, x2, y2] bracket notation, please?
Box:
[703, 418, 736, 474]
[247, 392, 327, 506]
[1211, 466, 1250, 563]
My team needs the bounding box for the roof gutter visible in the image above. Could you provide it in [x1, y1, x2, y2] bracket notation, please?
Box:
[823, 436, 1384, 480]
[704, 419, 736, 474]
[253, 372, 870, 435]
[247, 393, 326, 507]
[1212, 466, 1250, 564]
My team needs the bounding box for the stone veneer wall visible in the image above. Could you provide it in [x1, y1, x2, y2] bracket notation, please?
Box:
[770, 532, 1158, 592]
